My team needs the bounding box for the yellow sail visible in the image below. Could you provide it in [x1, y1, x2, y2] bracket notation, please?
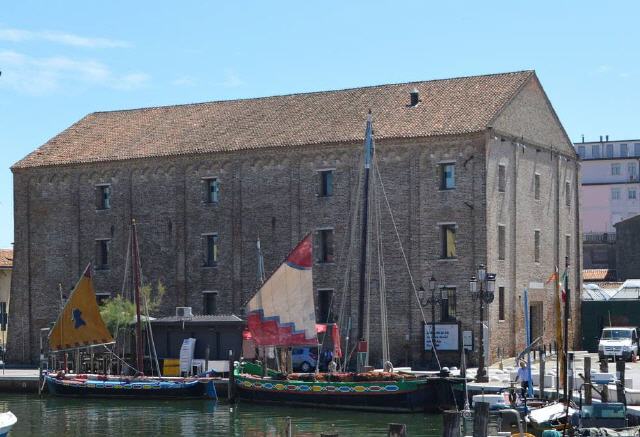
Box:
[49, 264, 114, 351]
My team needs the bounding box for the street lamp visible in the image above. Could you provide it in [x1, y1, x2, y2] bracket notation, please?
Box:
[420, 275, 444, 369]
[469, 264, 496, 383]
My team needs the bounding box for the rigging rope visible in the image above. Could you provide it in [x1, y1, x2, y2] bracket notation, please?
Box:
[373, 155, 441, 370]
[373, 160, 390, 364]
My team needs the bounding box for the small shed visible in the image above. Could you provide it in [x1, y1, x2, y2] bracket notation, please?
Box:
[149, 314, 244, 362]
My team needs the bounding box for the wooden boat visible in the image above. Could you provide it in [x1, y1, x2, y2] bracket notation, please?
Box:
[0, 411, 16, 437]
[45, 374, 216, 399]
[45, 222, 217, 400]
[234, 361, 463, 413]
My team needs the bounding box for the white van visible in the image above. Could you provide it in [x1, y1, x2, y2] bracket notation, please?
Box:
[598, 327, 638, 362]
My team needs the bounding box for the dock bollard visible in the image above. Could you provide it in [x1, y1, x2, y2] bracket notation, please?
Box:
[441, 410, 460, 437]
[387, 423, 406, 437]
[285, 417, 292, 437]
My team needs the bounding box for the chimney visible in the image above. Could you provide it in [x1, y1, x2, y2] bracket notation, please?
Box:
[606, 135, 609, 142]
[600, 135, 603, 143]
[581, 134, 585, 143]
[409, 88, 420, 106]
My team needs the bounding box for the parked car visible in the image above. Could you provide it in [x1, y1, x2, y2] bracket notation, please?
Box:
[598, 327, 638, 362]
[292, 347, 332, 372]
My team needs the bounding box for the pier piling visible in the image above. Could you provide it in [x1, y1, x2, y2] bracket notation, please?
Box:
[387, 423, 406, 437]
[584, 356, 592, 405]
[472, 401, 489, 437]
[616, 360, 626, 403]
[441, 410, 460, 437]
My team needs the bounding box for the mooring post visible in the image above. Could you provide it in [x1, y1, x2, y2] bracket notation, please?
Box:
[600, 358, 609, 402]
[584, 356, 592, 405]
[616, 360, 626, 403]
[473, 401, 489, 437]
[540, 350, 546, 399]
[387, 423, 407, 437]
[285, 417, 292, 437]
[227, 349, 235, 402]
[441, 410, 460, 437]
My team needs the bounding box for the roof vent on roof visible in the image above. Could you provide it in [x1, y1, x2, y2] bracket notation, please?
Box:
[409, 88, 420, 107]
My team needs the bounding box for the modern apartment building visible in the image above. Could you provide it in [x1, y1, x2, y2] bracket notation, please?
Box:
[577, 138, 640, 270]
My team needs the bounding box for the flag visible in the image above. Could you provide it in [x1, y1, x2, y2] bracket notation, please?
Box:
[545, 268, 558, 285]
[560, 269, 568, 302]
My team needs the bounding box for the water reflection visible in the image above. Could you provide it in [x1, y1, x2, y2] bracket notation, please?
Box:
[0, 394, 442, 436]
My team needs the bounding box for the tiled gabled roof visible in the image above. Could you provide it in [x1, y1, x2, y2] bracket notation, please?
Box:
[583, 269, 617, 282]
[13, 71, 534, 169]
[0, 249, 13, 268]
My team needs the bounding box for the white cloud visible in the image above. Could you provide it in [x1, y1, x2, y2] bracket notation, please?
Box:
[0, 50, 149, 95]
[0, 26, 130, 48]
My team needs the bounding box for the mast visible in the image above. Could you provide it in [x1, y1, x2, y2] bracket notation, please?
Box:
[357, 111, 374, 346]
[131, 220, 144, 375]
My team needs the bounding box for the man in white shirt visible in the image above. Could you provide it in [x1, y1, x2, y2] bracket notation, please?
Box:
[515, 360, 531, 398]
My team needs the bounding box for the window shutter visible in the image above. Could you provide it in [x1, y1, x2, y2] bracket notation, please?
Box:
[95, 187, 101, 209]
[201, 236, 207, 266]
[201, 179, 207, 203]
[213, 179, 220, 202]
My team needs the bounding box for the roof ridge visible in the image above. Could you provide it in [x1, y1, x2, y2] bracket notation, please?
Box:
[90, 70, 535, 115]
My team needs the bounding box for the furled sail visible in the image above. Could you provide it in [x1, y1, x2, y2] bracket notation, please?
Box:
[49, 264, 114, 351]
[247, 234, 318, 347]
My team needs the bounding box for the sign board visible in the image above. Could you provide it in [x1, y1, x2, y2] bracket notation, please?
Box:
[529, 282, 545, 290]
[463, 330, 473, 351]
[424, 324, 459, 351]
[179, 338, 197, 373]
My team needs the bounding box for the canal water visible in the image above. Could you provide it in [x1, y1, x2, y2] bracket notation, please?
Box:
[0, 394, 444, 436]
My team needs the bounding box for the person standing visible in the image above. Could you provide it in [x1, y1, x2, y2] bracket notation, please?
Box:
[515, 360, 531, 398]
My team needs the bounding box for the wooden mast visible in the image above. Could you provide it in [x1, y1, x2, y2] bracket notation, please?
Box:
[357, 110, 374, 366]
[131, 220, 144, 375]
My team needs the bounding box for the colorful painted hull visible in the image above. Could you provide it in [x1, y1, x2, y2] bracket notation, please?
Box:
[45, 375, 217, 399]
[234, 368, 465, 413]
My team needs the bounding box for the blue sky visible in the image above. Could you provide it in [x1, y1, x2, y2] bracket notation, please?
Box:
[1, 1, 638, 247]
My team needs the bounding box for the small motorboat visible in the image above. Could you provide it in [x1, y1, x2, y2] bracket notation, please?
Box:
[0, 411, 17, 437]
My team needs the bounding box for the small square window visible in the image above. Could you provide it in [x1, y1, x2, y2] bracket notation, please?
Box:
[440, 163, 455, 190]
[498, 225, 506, 260]
[95, 239, 110, 270]
[534, 230, 540, 263]
[96, 185, 111, 210]
[629, 189, 637, 200]
[612, 164, 621, 176]
[620, 144, 628, 157]
[319, 170, 334, 197]
[534, 174, 541, 200]
[634, 143, 640, 157]
[577, 146, 585, 159]
[592, 145, 601, 158]
[606, 144, 614, 158]
[441, 224, 457, 259]
[612, 188, 621, 200]
[628, 163, 638, 180]
[498, 164, 506, 192]
[203, 291, 218, 315]
[317, 229, 334, 263]
[440, 287, 456, 321]
[203, 178, 220, 203]
[202, 234, 218, 267]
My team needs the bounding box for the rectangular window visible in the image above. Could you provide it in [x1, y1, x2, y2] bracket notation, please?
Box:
[635, 143, 640, 157]
[317, 229, 334, 263]
[498, 164, 506, 192]
[612, 188, 621, 200]
[629, 189, 637, 200]
[202, 178, 220, 203]
[566, 235, 571, 260]
[441, 224, 457, 259]
[95, 293, 111, 306]
[202, 234, 218, 267]
[317, 289, 333, 323]
[592, 145, 601, 158]
[440, 163, 455, 190]
[203, 291, 217, 315]
[498, 225, 506, 260]
[534, 173, 541, 200]
[498, 287, 505, 321]
[95, 185, 111, 210]
[606, 143, 614, 158]
[628, 163, 638, 181]
[620, 143, 628, 157]
[318, 170, 334, 197]
[534, 230, 540, 263]
[612, 164, 621, 175]
[577, 146, 585, 159]
[440, 287, 457, 321]
[95, 239, 110, 270]
[565, 181, 571, 207]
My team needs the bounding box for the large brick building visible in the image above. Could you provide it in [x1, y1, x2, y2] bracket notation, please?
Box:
[8, 71, 581, 366]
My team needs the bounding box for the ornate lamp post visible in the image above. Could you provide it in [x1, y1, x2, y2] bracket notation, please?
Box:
[469, 264, 496, 383]
[420, 275, 444, 368]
